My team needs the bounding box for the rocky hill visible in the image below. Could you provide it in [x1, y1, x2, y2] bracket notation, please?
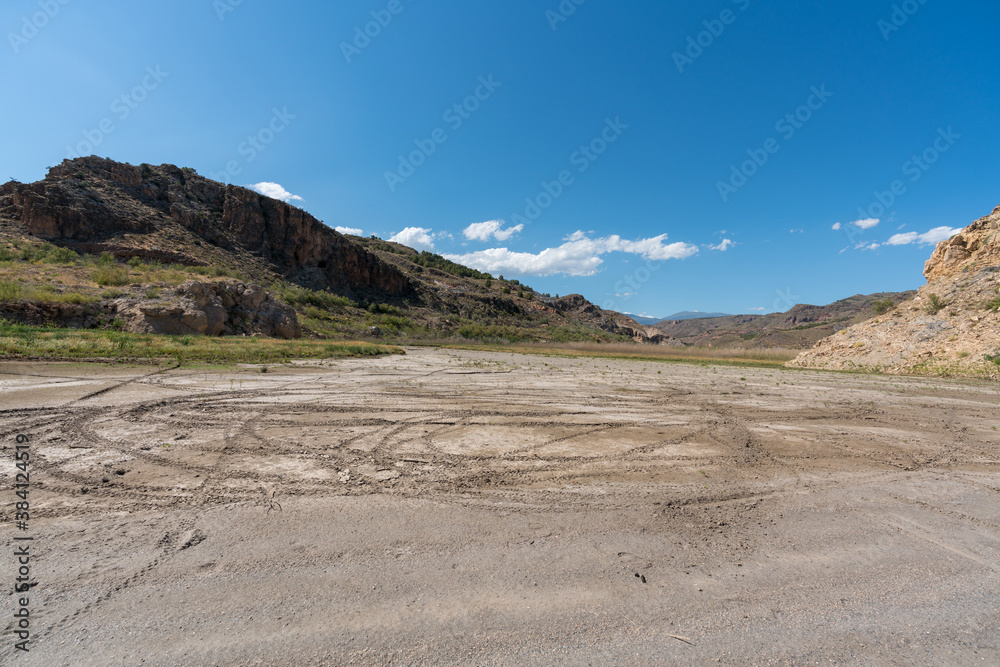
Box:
[790, 204, 1000, 379]
[0, 157, 663, 344]
[652, 291, 916, 349]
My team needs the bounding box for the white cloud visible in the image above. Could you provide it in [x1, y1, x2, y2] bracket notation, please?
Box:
[389, 227, 436, 251]
[748, 307, 766, 312]
[851, 217, 880, 230]
[857, 242, 881, 251]
[334, 226, 363, 236]
[463, 219, 524, 242]
[250, 182, 303, 203]
[442, 231, 698, 277]
[831, 222, 842, 231]
[790, 228, 804, 234]
[709, 238, 735, 252]
[885, 232, 918, 246]
[886, 226, 962, 247]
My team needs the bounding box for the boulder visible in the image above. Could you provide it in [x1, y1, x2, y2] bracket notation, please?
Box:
[115, 280, 301, 339]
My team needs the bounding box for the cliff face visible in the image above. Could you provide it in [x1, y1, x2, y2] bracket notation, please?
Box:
[923, 206, 1000, 281]
[0, 157, 410, 298]
[790, 204, 1000, 379]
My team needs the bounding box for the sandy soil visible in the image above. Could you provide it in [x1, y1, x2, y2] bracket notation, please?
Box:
[2, 347, 999, 665]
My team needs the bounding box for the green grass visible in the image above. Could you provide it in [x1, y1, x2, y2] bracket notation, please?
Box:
[0, 322, 404, 364]
[93, 266, 130, 286]
[0, 280, 100, 304]
[277, 284, 354, 310]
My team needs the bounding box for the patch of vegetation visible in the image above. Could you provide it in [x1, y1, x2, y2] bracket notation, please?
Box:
[277, 284, 354, 310]
[741, 332, 761, 340]
[872, 297, 895, 315]
[411, 251, 492, 280]
[93, 265, 130, 286]
[457, 323, 531, 343]
[784, 317, 851, 331]
[925, 293, 946, 315]
[0, 280, 99, 304]
[0, 280, 22, 301]
[434, 341, 799, 369]
[0, 321, 403, 364]
[18, 242, 79, 265]
[366, 302, 401, 316]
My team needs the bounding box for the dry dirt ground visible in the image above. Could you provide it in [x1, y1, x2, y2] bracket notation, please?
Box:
[2, 347, 999, 666]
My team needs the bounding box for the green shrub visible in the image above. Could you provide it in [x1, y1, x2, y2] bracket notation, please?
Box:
[925, 293, 946, 315]
[0, 280, 23, 301]
[410, 251, 491, 280]
[93, 266, 130, 286]
[278, 284, 353, 310]
[377, 315, 412, 331]
[17, 243, 79, 264]
[872, 297, 895, 315]
[367, 302, 401, 316]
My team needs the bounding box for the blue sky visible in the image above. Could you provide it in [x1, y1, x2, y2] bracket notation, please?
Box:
[2, 0, 998, 318]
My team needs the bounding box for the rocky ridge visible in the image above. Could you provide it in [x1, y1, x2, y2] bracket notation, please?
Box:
[0, 157, 660, 343]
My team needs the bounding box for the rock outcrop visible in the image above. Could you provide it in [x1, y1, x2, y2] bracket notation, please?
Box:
[115, 280, 301, 339]
[0, 157, 410, 298]
[790, 204, 1000, 379]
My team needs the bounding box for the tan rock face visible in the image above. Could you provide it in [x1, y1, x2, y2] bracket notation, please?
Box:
[791, 203, 1000, 379]
[116, 280, 302, 339]
[924, 205, 1000, 281]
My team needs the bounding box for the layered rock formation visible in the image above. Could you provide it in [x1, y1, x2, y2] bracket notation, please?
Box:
[790, 204, 1000, 379]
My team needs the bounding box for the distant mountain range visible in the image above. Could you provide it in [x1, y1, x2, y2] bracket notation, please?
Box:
[651, 292, 917, 349]
[625, 311, 733, 325]
[661, 311, 733, 322]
